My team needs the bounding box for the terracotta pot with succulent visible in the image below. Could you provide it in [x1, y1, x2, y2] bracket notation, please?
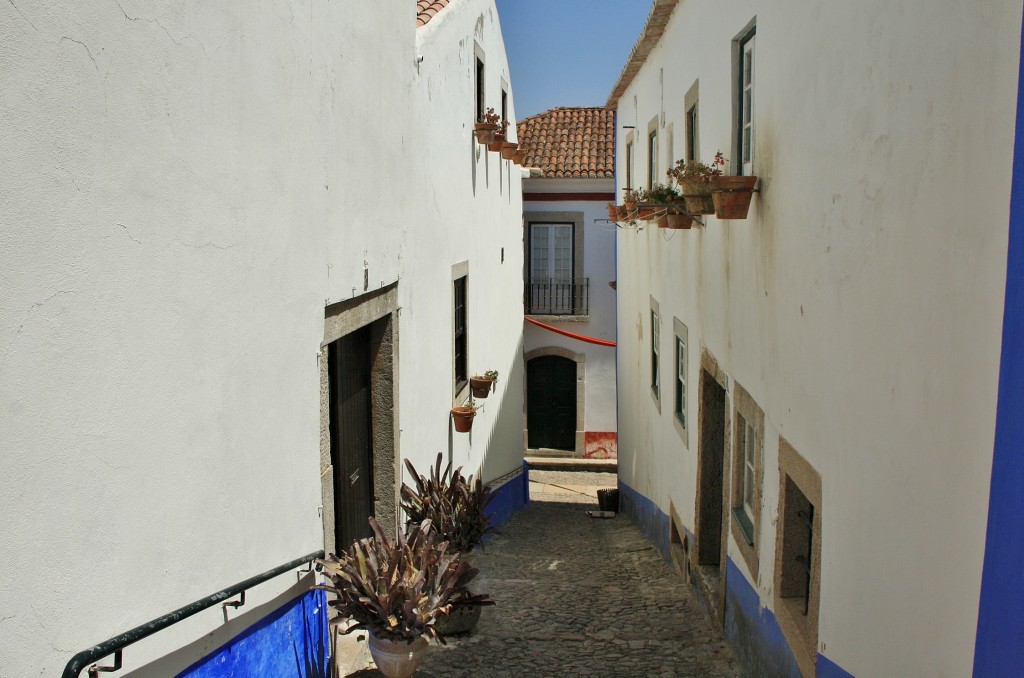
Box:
[469, 370, 499, 399]
[475, 108, 500, 146]
[450, 397, 478, 433]
[667, 152, 726, 216]
[489, 119, 510, 152]
[401, 454, 498, 635]
[315, 518, 492, 678]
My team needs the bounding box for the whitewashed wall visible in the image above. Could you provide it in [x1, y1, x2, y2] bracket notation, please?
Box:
[523, 178, 617, 438]
[0, 0, 522, 675]
[410, 0, 525, 486]
[613, 1, 1020, 675]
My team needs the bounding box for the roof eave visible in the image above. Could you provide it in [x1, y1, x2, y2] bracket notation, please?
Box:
[605, 0, 680, 109]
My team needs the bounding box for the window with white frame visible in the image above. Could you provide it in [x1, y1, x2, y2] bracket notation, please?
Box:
[731, 382, 764, 568]
[737, 31, 755, 175]
[528, 222, 573, 314]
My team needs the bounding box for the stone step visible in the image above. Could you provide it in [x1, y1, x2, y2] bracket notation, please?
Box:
[524, 455, 617, 473]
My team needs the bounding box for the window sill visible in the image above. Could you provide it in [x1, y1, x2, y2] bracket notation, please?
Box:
[732, 507, 755, 546]
[525, 314, 590, 322]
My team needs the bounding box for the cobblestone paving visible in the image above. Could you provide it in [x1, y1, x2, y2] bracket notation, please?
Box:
[412, 497, 743, 677]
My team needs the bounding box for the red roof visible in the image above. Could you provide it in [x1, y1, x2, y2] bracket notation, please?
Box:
[515, 107, 615, 178]
[416, 0, 452, 27]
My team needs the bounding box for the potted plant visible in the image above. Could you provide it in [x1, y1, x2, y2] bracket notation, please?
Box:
[316, 517, 491, 678]
[469, 370, 498, 398]
[488, 119, 509, 152]
[644, 183, 692, 229]
[451, 397, 478, 433]
[709, 156, 758, 219]
[401, 454, 498, 634]
[667, 151, 725, 216]
[623, 189, 638, 214]
[632, 187, 660, 221]
[475, 108, 500, 145]
[513, 148, 527, 165]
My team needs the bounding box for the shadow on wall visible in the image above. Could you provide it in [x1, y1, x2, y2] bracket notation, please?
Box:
[123, 574, 326, 678]
[468, 335, 528, 529]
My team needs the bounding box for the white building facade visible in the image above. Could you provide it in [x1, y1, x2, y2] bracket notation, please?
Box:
[517, 108, 618, 459]
[609, 1, 1024, 676]
[0, 1, 526, 675]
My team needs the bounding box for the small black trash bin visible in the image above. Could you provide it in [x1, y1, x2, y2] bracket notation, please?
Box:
[597, 488, 619, 512]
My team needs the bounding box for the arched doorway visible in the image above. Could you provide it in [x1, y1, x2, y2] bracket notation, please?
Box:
[526, 354, 578, 451]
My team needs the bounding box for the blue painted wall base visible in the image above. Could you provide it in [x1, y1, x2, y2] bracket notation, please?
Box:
[974, 12, 1024, 677]
[724, 558, 802, 678]
[617, 479, 670, 560]
[485, 462, 530, 529]
[618, 479, 854, 677]
[178, 589, 329, 678]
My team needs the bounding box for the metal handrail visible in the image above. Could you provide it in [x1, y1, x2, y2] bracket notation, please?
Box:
[524, 278, 589, 315]
[61, 549, 325, 678]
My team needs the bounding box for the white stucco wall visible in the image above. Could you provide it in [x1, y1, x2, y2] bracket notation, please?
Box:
[0, 1, 523, 675]
[613, 1, 1021, 675]
[523, 178, 618, 436]
[410, 0, 525, 486]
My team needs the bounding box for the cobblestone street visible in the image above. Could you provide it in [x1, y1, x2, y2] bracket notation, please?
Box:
[344, 471, 742, 677]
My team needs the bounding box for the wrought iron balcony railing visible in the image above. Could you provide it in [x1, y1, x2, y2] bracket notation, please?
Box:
[525, 278, 589, 316]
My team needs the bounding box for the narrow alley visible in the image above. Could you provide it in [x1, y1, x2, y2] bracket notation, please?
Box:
[346, 470, 742, 677]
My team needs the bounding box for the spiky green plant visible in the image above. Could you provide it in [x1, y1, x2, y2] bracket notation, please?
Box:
[401, 453, 497, 554]
[315, 517, 492, 643]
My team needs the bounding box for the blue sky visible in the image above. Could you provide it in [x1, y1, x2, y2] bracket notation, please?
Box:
[495, 0, 652, 120]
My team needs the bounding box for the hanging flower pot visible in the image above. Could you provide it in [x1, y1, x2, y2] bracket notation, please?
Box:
[623, 191, 638, 214]
[710, 175, 758, 219]
[637, 203, 659, 221]
[475, 122, 498, 145]
[500, 141, 518, 160]
[470, 371, 498, 398]
[607, 203, 619, 221]
[451, 406, 477, 432]
[677, 179, 716, 215]
[488, 131, 505, 153]
[513, 148, 527, 165]
[615, 204, 628, 221]
[664, 212, 693, 230]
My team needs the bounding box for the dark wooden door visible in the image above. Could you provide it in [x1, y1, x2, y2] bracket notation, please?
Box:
[527, 355, 576, 450]
[328, 326, 375, 550]
[697, 371, 726, 566]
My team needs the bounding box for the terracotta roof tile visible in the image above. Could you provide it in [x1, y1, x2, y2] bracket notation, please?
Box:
[416, 0, 452, 27]
[515, 107, 615, 178]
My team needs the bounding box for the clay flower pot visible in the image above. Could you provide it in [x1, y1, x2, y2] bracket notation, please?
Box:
[451, 406, 477, 432]
[500, 141, 518, 160]
[513, 149, 527, 165]
[607, 203, 619, 220]
[470, 376, 496, 398]
[474, 121, 498, 145]
[664, 212, 693, 229]
[710, 175, 758, 219]
[678, 178, 716, 215]
[615, 204, 628, 221]
[368, 634, 429, 678]
[488, 131, 506, 152]
[637, 203, 658, 221]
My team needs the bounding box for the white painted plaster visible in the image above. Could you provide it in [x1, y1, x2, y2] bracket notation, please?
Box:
[0, 1, 523, 674]
[523, 178, 618, 435]
[612, 1, 1022, 675]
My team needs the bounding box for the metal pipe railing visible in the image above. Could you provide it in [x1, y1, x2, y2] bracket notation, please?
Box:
[61, 549, 324, 678]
